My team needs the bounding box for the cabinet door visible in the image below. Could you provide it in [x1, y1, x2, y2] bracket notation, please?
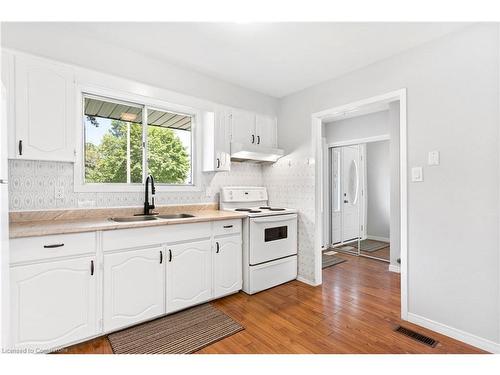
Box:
[103, 247, 165, 332]
[15, 54, 75, 161]
[166, 240, 212, 313]
[256, 114, 277, 148]
[214, 235, 242, 298]
[231, 109, 256, 146]
[215, 109, 231, 171]
[10, 256, 97, 351]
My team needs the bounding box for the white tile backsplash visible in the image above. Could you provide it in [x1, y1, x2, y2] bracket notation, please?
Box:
[9, 157, 315, 284]
[262, 155, 315, 282]
[8, 159, 264, 211]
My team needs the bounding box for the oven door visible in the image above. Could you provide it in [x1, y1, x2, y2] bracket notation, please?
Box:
[249, 214, 297, 265]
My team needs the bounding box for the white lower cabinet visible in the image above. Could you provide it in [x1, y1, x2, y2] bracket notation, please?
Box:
[103, 247, 165, 332]
[214, 235, 242, 298]
[9, 219, 243, 351]
[166, 240, 213, 313]
[10, 256, 97, 351]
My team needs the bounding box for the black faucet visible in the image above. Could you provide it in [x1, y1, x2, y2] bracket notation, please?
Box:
[143, 174, 156, 215]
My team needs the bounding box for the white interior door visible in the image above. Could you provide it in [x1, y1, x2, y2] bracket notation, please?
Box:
[342, 145, 361, 242]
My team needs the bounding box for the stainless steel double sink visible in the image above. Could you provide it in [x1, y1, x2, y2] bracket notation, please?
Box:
[110, 213, 195, 223]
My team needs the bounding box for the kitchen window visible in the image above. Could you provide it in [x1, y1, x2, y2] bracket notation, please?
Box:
[81, 93, 195, 190]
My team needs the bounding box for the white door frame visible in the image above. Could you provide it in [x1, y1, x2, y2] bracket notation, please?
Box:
[311, 88, 408, 320]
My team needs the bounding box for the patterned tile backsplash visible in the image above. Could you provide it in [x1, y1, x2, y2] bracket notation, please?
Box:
[9, 157, 316, 284]
[262, 155, 315, 282]
[8, 159, 263, 211]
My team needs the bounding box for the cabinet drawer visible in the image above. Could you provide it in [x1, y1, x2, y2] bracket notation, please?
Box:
[213, 219, 242, 237]
[102, 222, 212, 252]
[10, 232, 96, 264]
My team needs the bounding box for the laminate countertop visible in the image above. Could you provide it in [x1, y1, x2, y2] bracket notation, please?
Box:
[9, 207, 246, 239]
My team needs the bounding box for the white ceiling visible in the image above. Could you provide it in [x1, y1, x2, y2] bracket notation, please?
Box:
[24, 22, 469, 98]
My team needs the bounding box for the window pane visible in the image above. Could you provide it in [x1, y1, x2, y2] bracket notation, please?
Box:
[84, 96, 143, 184]
[147, 108, 192, 185]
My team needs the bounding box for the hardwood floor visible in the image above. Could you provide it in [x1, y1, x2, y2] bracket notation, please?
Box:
[59, 253, 485, 354]
[360, 246, 390, 261]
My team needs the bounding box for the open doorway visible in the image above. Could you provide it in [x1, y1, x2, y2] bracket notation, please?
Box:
[326, 138, 391, 263]
[312, 89, 408, 319]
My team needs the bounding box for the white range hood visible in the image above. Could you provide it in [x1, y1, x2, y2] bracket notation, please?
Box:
[230, 142, 284, 163]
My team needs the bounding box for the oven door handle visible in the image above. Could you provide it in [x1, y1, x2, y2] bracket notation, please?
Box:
[250, 214, 297, 223]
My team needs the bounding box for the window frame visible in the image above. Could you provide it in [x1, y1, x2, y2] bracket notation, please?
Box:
[74, 84, 202, 193]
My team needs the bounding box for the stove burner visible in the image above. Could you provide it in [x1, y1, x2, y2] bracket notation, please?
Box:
[259, 206, 286, 211]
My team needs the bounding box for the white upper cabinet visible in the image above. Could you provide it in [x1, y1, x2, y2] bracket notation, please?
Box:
[14, 54, 75, 162]
[166, 239, 213, 313]
[103, 246, 165, 332]
[10, 256, 97, 351]
[256, 114, 277, 148]
[214, 235, 242, 298]
[202, 108, 231, 172]
[231, 108, 257, 146]
[231, 108, 278, 148]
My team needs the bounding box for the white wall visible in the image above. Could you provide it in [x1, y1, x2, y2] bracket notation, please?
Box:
[366, 140, 390, 240]
[1, 24, 279, 211]
[0, 23, 277, 115]
[324, 110, 389, 144]
[267, 24, 500, 348]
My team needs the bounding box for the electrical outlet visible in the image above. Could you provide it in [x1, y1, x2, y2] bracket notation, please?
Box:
[54, 186, 64, 200]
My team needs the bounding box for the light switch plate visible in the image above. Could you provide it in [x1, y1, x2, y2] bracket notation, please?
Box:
[428, 151, 440, 166]
[411, 167, 423, 182]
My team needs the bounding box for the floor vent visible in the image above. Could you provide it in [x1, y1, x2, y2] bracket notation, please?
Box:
[394, 325, 438, 348]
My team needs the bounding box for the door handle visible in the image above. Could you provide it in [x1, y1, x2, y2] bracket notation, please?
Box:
[216, 242, 220, 253]
[168, 249, 172, 262]
[160, 251, 163, 264]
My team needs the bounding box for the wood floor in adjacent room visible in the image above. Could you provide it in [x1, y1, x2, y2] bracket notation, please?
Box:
[60, 253, 485, 354]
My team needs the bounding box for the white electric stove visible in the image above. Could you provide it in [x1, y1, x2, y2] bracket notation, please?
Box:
[220, 187, 298, 294]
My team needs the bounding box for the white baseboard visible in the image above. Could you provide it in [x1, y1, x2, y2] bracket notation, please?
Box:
[407, 312, 500, 353]
[367, 235, 390, 242]
[296, 276, 320, 287]
[388, 264, 400, 273]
